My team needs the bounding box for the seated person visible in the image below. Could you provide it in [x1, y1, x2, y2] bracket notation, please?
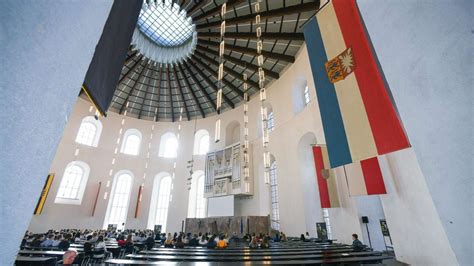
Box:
[352, 233, 364, 251]
[40, 234, 54, 247]
[74, 232, 82, 243]
[174, 236, 185, 248]
[216, 235, 228, 249]
[58, 234, 71, 251]
[249, 236, 258, 249]
[300, 233, 306, 241]
[62, 250, 78, 265]
[280, 232, 288, 242]
[83, 235, 93, 256]
[117, 235, 126, 247]
[95, 235, 107, 252]
[124, 234, 135, 254]
[206, 235, 217, 249]
[261, 234, 270, 248]
[189, 234, 199, 246]
[145, 233, 155, 250]
[164, 233, 174, 248]
[30, 235, 43, 247]
[198, 235, 208, 246]
[274, 232, 281, 242]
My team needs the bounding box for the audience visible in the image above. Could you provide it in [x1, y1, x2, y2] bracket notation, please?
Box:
[352, 233, 364, 252]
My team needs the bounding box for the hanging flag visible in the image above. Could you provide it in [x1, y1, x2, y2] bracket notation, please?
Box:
[303, 0, 410, 168]
[344, 156, 387, 196]
[82, 0, 142, 116]
[313, 145, 340, 208]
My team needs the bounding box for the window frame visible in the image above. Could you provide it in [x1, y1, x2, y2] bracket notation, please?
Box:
[159, 132, 179, 158]
[103, 170, 134, 230]
[121, 128, 142, 156]
[75, 116, 102, 147]
[269, 160, 280, 230]
[193, 129, 210, 155]
[154, 176, 172, 232]
[54, 161, 90, 205]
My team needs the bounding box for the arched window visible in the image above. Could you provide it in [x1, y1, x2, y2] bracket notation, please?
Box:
[155, 176, 172, 232]
[270, 160, 280, 230]
[121, 129, 142, 155]
[75, 116, 102, 147]
[55, 161, 90, 205]
[159, 132, 178, 158]
[304, 85, 311, 105]
[195, 175, 206, 218]
[188, 172, 207, 218]
[194, 129, 210, 155]
[104, 171, 133, 230]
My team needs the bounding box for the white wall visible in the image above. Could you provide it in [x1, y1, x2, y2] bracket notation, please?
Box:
[0, 0, 113, 264]
[357, 0, 472, 264]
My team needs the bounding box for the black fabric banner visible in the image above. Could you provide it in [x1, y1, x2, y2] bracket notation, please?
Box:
[82, 0, 142, 116]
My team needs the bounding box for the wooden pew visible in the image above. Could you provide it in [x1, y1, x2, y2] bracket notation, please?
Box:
[15, 256, 56, 266]
[106, 255, 392, 265]
[125, 251, 385, 262]
[139, 248, 360, 256]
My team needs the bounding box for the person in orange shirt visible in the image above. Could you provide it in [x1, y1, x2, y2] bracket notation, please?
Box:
[217, 235, 228, 249]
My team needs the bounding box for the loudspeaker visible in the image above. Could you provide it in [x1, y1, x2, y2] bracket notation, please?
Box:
[361, 216, 369, 223]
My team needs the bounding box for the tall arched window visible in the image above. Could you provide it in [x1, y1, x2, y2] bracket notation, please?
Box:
[55, 161, 90, 205]
[270, 160, 280, 230]
[159, 132, 178, 158]
[304, 85, 311, 105]
[187, 171, 206, 218]
[155, 176, 172, 232]
[104, 171, 133, 229]
[75, 116, 102, 147]
[194, 129, 210, 155]
[121, 129, 142, 155]
[195, 175, 206, 218]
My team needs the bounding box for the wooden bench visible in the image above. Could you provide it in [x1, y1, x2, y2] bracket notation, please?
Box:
[106, 255, 392, 265]
[139, 248, 361, 256]
[15, 256, 57, 266]
[125, 251, 384, 262]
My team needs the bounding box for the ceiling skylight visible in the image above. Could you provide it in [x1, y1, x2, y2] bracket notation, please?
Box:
[137, 0, 195, 47]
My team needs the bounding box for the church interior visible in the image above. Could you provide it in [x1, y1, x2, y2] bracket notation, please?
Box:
[1, 0, 472, 265]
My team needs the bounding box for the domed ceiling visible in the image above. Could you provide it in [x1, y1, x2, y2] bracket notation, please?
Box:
[108, 0, 320, 121]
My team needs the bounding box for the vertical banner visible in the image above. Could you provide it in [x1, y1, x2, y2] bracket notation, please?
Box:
[91, 182, 102, 216]
[312, 145, 340, 208]
[34, 174, 55, 215]
[134, 185, 143, 218]
[303, 0, 410, 168]
[344, 156, 387, 196]
[82, 0, 142, 116]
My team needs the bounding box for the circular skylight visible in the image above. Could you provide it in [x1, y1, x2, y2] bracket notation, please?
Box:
[137, 0, 195, 47]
